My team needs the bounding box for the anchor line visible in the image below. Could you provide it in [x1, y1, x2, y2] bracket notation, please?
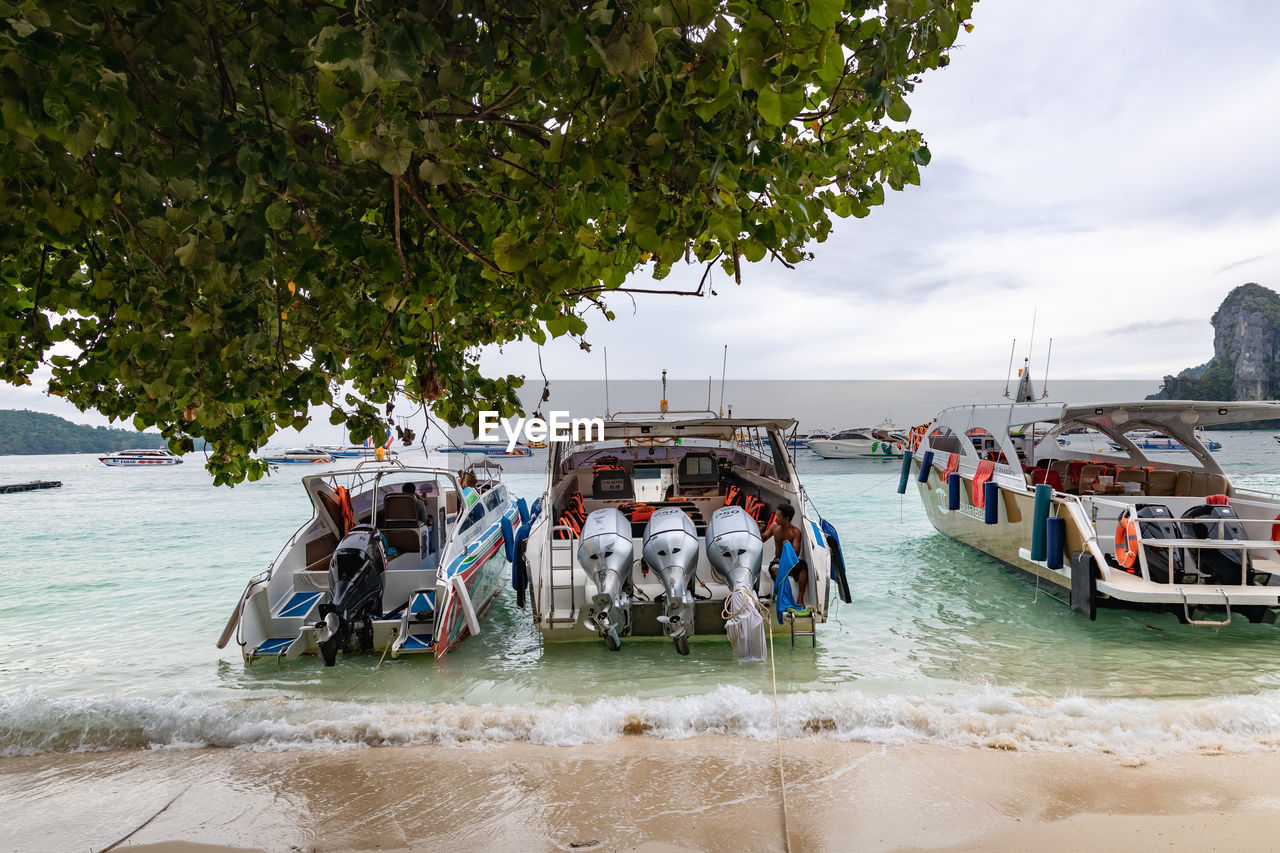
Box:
[765, 594, 792, 853]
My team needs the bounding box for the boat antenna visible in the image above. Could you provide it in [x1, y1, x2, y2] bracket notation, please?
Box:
[1026, 309, 1037, 362]
[1041, 337, 1053, 398]
[718, 344, 728, 417]
[660, 369, 668, 415]
[603, 347, 611, 418]
[1003, 338, 1017, 398]
[706, 376, 712, 412]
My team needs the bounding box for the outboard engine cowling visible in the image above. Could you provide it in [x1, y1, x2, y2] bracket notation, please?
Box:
[1183, 503, 1254, 585]
[705, 505, 764, 590]
[316, 525, 387, 666]
[577, 508, 634, 650]
[642, 507, 699, 655]
[706, 505, 767, 662]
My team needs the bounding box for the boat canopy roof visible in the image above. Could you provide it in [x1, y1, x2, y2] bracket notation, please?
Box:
[599, 416, 796, 440]
[1059, 400, 1280, 429]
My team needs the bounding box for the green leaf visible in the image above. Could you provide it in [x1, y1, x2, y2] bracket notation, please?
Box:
[756, 86, 783, 126]
[174, 234, 214, 268]
[378, 139, 413, 176]
[887, 94, 912, 122]
[603, 38, 631, 75]
[807, 0, 844, 29]
[265, 199, 291, 229]
[418, 160, 450, 185]
[492, 232, 530, 272]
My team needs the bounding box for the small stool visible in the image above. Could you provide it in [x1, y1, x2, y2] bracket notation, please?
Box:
[783, 608, 816, 647]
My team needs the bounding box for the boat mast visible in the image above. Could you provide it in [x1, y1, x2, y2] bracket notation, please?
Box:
[1041, 338, 1053, 398]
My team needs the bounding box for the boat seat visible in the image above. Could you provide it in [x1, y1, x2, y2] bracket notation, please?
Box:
[1189, 472, 1210, 497]
[1032, 468, 1064, 491]
[1116, 468, 1147, 486]
[382, 493, 422, 528]
[1206, 473, 1229, 495]
[1049, 460, 1074, 490]
[380, 527, 421, 556]
[1147, 470, 1177, 496]
[1175, 470, 1193, 496]
[1077, 464, 1102, 493]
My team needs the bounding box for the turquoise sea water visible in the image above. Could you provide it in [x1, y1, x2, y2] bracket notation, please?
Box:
[5, 434, 1280, 756]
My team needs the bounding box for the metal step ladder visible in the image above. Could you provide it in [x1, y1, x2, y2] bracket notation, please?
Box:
[783, 609, 816, 647]
[548, 526, 578, 624]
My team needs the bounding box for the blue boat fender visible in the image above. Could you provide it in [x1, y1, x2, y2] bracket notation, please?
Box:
[917, 450, 934, 483]
[501, 515, 517, 563]
[897, 451, 913, 494]
[820, 518, 852, 604]
[531, 496, 543, 521]
[517, 497, 530, 525]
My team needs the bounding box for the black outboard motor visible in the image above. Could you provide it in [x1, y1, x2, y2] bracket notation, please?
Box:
[315, 525, 387, 666]
[1183, 504, 1254, 585]
[1132, 504, 1188, 584]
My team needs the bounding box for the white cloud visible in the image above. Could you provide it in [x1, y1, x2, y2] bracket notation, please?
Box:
[482, 0, 1280, 387]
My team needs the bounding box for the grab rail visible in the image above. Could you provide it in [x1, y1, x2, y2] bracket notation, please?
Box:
[1180, 587, 1232, 627]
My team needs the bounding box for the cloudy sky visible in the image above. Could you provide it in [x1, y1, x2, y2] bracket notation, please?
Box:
[5, 0, 1280, 435]
[482, 0, 1280, 384]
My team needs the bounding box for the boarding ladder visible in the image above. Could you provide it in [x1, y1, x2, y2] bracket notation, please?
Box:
[548, 525, 579, 625]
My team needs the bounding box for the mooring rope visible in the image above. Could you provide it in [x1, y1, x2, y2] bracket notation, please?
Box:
[764, 595, 792, 853]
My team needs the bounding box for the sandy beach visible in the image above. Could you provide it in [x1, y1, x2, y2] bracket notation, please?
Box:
[5, 737, 1280, 852]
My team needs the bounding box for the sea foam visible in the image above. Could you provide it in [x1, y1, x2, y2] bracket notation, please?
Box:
[5, 686, 1280, 758]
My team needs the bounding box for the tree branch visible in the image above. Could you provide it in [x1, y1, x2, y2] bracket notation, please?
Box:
[398, 180, 504, 274]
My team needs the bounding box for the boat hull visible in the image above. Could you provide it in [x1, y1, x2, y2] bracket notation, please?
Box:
[99, 458, 182, 466]
[809, 439, 902, 459]
[912, 459, 1280, 619]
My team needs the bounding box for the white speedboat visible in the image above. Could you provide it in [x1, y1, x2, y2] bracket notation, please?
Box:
[98, 448, 183, 466]
[436, 440, 533, 457]
[906, 396, 1280, 627]
[1107, 428, 1222, 453]
[262, 448, 334, 464]
[520, 414, 851, 657]
[219, 460, 523, 664]
[808, 420, 905, 459]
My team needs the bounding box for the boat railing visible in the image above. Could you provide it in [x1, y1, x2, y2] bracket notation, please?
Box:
[219, 568, 269, 650]
[1068, 493, 1280, 585]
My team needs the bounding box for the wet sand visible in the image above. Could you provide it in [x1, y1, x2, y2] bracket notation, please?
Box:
[5, 738, 1280, 852]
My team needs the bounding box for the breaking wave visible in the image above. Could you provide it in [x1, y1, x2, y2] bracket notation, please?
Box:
[5, 685, 1280, 757]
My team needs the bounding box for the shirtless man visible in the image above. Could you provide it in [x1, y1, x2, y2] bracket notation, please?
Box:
[762, 504, 807, 606]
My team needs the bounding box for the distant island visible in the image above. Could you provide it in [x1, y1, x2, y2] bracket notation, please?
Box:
[0, 409, 171, 455]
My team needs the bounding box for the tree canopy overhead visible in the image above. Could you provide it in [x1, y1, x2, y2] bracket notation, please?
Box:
[0, 0, 974, 483]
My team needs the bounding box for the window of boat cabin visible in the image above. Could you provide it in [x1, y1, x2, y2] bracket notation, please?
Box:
[927, 426, 966, 455]
[769, 433, 791, 483]
[460, 498, 486, 532]
[483, 489, 503, 512]
[966, 428, 1008, 464]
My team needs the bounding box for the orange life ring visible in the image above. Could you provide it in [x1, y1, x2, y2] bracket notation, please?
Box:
[1114, 512, 1140, 569]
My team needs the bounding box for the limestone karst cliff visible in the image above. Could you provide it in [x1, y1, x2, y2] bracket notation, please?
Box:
[1156, 283, 1280, 401]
